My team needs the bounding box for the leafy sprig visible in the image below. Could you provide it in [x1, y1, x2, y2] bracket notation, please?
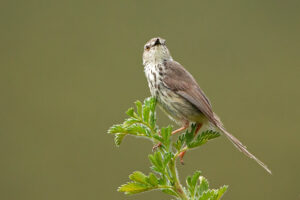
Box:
[108, 97, 228, 200]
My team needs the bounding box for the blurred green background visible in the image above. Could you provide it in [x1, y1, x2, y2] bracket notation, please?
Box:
[1, 0, 299, 199]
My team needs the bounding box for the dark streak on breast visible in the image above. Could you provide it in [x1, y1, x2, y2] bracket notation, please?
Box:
[160, 90, 166, 97]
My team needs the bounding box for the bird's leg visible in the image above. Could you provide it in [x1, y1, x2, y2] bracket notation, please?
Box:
[194, 123, 203, 136]
[178, 123, 203, 164]
[178, 151, 186, 164]
[172, 121, 189, 135]
[152, 143, 162, 151]
[152, 130, 161, 151]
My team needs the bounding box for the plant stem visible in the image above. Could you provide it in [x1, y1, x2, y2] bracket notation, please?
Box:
[168, 157, 188, 200]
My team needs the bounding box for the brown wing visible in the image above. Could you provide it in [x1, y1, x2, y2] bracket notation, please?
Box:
[163, 60, 217, 125]
[163, 61, 272, 174]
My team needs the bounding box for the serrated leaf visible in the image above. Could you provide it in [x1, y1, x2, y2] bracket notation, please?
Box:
[126, 107, 135, 117]
[188, 130, 220, 148]
[191, 171, 201, 187]
[216, 186, 228, 200]
[135, 100, 143, 117]
[149, 112, 156, 129]
[149, 97, 157, 112]
[198, 190, 216, 200]
[147, 173, 159, 186]
[153, 134, 163, 143]
[148, 154, 156, 165]
[201, 130, 220, 140]
[188, 137, 207, 148]
[123, 118, 141, 127]
[186, 175, 192, 191]
[147, 97, 157, 129]
[161, 126, 172, 150]
[108, 124, 125, 134]
[173, 134, 184, 151]
[118, 182, 154, 195]
[150, 166, 161, 174]
[149, 154, 162, 173]
[126, 124, 147, 135]
[154, 151, 163, 169]
[115, 133, 126, 146]
[163, 152, 173, 167]
[198, 176, 209, 197]
[158, 177, 167, 185]
[129, 171, 148, 184]
[142, 105, 150, 123]
[187, 171, 201, 198]
[161, 189, 178, 197]
[184, 124, 197, 145]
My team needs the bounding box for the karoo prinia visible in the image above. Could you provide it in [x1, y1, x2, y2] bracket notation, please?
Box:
[143, 37, 271, 174]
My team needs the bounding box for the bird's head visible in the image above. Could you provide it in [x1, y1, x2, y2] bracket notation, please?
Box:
[143, 37, 172, 65]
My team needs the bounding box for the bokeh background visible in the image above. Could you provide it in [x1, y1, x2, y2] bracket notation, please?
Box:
[1, 0, 299, 199]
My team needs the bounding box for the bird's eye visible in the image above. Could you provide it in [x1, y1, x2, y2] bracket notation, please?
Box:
[145, 45, 150, 50]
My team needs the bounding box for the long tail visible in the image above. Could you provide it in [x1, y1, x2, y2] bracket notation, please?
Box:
[213, 116, 272, 174]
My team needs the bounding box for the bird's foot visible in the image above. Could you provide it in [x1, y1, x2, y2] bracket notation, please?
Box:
[178, 151, 186, 165]
[152, 142, 162, 151]
[172, 122, 189, 135]
[194, 123, 203, 136]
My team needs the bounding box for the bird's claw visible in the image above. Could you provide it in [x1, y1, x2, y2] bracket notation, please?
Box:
[179, 151, 186, 165]
[152, 142, 162, 151]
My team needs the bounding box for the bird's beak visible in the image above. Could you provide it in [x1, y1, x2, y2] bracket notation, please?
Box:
[153, 38, 161, 46]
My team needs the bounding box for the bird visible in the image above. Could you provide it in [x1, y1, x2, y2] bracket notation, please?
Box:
[142, 37, 271, 174]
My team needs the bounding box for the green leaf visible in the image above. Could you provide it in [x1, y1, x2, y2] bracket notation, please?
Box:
[188, 130, 220, 149]
[163, 152, 173, 167]
[153, 134, 163, 143]
[135, 100, 143, 117]
[114, 133, 126, 147]
[158, 177, 167, 185]
[201, 130, 220, 140]
[118, 182, 154, 195]
[186, 175, 192, 193]
[149, 152, 165, 173]
[198, 176, 209, 197]
[107, 124, 125, 134]
[129, 171, 148, 184]
[198, 190, 216, 200]
[147, 97, 157, 129]
[147, 173, 159, 186]
[142, 105, 150, 123]
[149, 112, 156, 129]
[126, 124, 147, 135]
[191, 171, 201, 187]
[161, 188, 179, 197]
[173, 134, 184, 151]
[187, 171, 201, 198]
[161, 126, 172, 150]
[154, 151, 163, 169]
[149, 154, 162, 173]
[184, 123, 197, 146]
[216, 186, 228, 200]
[126, 107, 135, 117]
[123, 118, 141, 127]
[149, 97, 157, 112]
